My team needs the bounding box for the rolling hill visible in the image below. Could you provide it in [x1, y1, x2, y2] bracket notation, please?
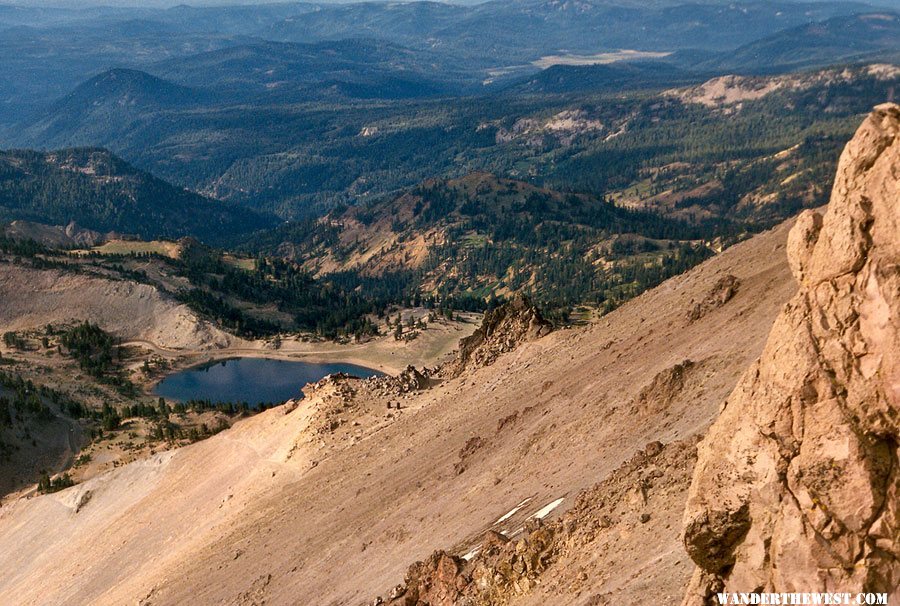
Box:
[0, 19, 244, 128]
[247, 171, 729, 317]
[148, 39, 468, 100]
[15, 45, 461, 151]
[505, 61, 697, 94]
[13, 60, 897, 230]
[16, 68, 211, 149]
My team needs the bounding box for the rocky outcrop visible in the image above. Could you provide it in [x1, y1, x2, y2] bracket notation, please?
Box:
[3, 220, 108, 248]
[368, 365, 430, 395]
[376, 438, 698, 606]
[441, 296, 552, 378]
[453, 435, 486, 475]
[681, 104, 900, 602]
[686, 274, 739, 323]
[632, 359, 697, 416]
[382, 521, 557, 606]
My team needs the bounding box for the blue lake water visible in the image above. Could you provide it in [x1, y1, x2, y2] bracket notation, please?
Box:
[153, 357, 381, 406]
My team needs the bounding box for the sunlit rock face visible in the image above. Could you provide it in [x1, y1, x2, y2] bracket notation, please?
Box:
[682, 103, 900, 604]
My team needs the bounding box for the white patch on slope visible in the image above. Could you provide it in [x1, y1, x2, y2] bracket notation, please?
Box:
[530, 497, 565, 520]
[462, 547, 481, 561]
[493, 497, 533, 525]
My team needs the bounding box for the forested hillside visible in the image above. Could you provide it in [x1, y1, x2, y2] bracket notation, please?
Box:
[1, 0, 898, 328]
[4, 63, 897, 323]
[0, 148, 274, 245]
[16, 63, 897, 222]
[246, 173, 732, 320]
[697, 12, 900, 72]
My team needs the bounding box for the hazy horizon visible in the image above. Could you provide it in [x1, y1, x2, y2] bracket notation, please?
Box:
[4, 0, 890, 9]
[1, 0, 486, 7]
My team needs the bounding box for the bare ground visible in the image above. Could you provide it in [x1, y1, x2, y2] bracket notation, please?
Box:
[0, 263, 232, 351]
[0, 218, 798, 605]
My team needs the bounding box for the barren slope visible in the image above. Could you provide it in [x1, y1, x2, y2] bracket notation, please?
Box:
[0, 216, 798, 605]
[0, 264, 232, 350]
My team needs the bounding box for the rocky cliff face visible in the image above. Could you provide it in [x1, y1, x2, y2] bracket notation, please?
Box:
[681, 104, 900, 601]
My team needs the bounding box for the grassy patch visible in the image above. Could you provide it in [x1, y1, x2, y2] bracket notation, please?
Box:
[89, 240, 182, 259]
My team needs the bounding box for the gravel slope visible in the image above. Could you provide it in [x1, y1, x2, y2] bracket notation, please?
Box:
[0, 218, 798, 605]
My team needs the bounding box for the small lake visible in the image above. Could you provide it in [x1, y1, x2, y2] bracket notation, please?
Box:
[153, 357, 381, 406]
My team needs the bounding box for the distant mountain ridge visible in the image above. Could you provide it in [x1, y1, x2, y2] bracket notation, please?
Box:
[262, 0, 878, 61]
[16, 38, 472, 150]
[15, 68, 210, 152]
[696, 11, 900, 73]
[0, 0, 890, 131]
[505, 61, 699, 94]
[148, 38, 468, 99]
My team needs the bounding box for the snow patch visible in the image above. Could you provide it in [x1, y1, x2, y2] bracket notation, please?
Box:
[493, 497, 533, 525]
[530, 497, 565, 520]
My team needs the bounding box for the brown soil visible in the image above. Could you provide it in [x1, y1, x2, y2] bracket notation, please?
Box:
[0, 217, 798, 605]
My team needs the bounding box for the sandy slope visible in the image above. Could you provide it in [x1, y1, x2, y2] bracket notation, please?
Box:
[0, 218, 798, 606]
[0, 264, 232, 350]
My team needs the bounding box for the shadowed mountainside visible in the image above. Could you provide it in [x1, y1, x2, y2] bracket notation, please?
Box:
[0, 147, 274, 245]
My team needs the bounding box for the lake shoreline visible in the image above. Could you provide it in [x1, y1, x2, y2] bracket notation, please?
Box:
[152, 357, 383, 406]
[136, 313, 480, 399]
[142, 348, 399, 399]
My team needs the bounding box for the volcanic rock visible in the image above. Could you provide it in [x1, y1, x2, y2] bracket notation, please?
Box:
[681, 103, 900, 602]
[442, 296, 552, 378]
